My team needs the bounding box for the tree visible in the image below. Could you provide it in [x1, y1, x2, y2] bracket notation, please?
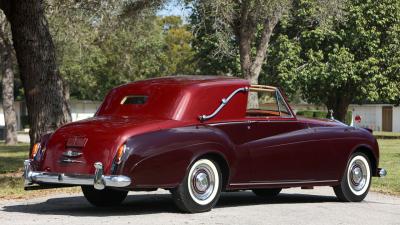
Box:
[49, 3, 171, 100]
[48, 1, 197, 101]
[0, 13, 17, 144]
[189, 4, 240, 76]
[189, 0, 291, 84]
[263, 0, 400, 121]
[159, 16, 197, 75]
[0, 0, 72, 148]
[188, 0, 346, 108]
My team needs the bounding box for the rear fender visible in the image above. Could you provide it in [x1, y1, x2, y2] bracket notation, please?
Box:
[118, 126, 236, 189]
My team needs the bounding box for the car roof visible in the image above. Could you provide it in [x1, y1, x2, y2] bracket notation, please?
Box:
[117, 75, 249, 88]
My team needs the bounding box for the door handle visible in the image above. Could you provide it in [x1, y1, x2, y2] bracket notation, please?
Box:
[247, 120, 256, 130]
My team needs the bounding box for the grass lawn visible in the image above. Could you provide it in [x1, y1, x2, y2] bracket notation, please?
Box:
[0, 144, 29, 174]
[374, 131, 400, 137]
[0, 139, 398, 199]
[0, 143, 79, 199]
[372, 139, 400, 195]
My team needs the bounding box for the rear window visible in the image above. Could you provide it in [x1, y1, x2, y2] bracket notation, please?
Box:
[120, 96, 148, 105]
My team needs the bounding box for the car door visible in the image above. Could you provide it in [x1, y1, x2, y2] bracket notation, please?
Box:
[206, 120, 253, 184]
[243, 86, 333, 183]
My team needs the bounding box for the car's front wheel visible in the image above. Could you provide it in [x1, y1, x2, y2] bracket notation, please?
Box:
[81, 186, 128, 207]
[333, 152, 372, 202]
[171, 158, 222, 213]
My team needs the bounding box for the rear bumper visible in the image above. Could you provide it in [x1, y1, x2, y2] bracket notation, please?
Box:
[24, 160, 131, 190]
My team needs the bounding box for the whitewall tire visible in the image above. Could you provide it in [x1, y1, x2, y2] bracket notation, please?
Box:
[172, 158, 222, 213]
[333, 152, 372, 202]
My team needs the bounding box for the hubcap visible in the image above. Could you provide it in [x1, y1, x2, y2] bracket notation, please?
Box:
[194, 171, 209, 193]
[348, 158, 368, 192]
[190, 163, 215, 201]
[351, 166, 363, 184]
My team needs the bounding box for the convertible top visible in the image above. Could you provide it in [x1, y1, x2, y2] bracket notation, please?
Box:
[96, 76, 250, 122]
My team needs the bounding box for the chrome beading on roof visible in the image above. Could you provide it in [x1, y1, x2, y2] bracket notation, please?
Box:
[199, 87, 249, 122]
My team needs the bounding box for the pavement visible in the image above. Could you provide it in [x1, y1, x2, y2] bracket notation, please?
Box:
[0, 187, 398, 225]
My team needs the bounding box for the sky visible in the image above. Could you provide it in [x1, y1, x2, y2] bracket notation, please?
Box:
[157, 0, 191, 18]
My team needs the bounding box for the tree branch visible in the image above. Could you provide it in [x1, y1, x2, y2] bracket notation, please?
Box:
[249, 11, 282, 79]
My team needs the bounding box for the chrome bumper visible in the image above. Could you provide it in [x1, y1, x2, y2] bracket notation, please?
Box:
[24, 160, 131, 190]
[377, 168, 387, 177]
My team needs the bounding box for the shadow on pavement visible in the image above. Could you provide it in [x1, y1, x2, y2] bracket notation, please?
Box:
[2, 191, 337, 216]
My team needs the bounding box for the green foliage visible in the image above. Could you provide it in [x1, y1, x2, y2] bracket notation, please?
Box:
[262, 0, 400, 120]
[188, 3, 241, 75]
[47, 2, 196, 101]
[158, 16, 197, 75]
[296, 110, 352, 124]
[261, 35, 302, 98]
[55, 16, 167, 100]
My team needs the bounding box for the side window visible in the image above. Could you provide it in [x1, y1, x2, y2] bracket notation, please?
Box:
[246, 87, 292, 117]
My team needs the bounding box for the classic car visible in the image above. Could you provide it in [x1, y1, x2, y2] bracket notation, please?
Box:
[24, 76, 387, 213]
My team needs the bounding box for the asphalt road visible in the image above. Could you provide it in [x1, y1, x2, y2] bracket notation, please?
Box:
[0, 187, 399, 225]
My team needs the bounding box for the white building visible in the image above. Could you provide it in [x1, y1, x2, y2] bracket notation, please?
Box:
[349, 104, 400, 132]
[0, 100, 101, 130]
[0, 101, 399, 132]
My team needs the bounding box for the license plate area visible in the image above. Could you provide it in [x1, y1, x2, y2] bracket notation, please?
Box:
[66, 137, 88, 148]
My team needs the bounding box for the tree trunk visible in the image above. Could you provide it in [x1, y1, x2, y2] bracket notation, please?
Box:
[1, 43, 17, 144]
[0, 1, 71, 149]
[326, 97, 350, 123]
[236, 7, 282, 109]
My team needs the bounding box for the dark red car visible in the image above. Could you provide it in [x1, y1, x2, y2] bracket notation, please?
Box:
[24, 76, 386, 213]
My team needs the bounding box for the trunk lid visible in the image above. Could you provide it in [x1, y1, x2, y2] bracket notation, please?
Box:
[40, 116, 184, 174]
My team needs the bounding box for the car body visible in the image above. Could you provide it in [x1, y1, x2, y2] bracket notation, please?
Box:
[24, 76, 386, 212]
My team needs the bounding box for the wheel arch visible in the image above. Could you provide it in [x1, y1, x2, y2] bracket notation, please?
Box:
[351, 144, 378, 177]
[121, 125, 237, 189]
[191, 151, 231, 191]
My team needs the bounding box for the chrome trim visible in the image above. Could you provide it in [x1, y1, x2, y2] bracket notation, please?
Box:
[24, 160, 131, 190]
[208, 121, 249, 126]
[275, 90, 281, 116]
[60, 159, 84, 164]
[199, 87, 249, 121]
[378, 168, 387, 177]
[207, 119, 299, 126]
[94, 162, 105, 190]
[275, 89, 294, 118]
[24, 159, 33, 186]
[62, 150, 83, 158]
[230, 180, 338, 186]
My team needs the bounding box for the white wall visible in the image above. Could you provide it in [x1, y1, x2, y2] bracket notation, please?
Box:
[0, 102, 22, 129]
[350, 104, 400, 132]
[349, 105, 380, 131]
[70, 100, 101, 122]
[0, 101, 101, 129]
[1, 101, 399, 132]
[393, 106, 400, 132]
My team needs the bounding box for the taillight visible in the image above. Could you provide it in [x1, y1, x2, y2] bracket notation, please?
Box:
[30, 143, 41, 159]
[115, 144, 126, 164]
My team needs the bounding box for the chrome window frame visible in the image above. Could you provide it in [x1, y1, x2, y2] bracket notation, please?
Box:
[247, 85, 294, 119]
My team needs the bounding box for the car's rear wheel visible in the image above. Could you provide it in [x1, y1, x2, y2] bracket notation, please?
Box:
[81, 186, 128, 207]
[171, 158, 222, 213]
[252, 188, 282, 198]
[333, 152, 371, 202]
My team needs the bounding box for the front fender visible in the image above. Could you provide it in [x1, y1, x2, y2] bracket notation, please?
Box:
[117, 125, 236, 189]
